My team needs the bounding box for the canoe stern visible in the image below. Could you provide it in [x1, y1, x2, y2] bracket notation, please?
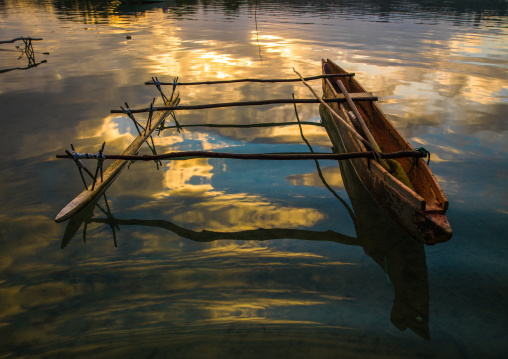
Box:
[422, 211, 453, 244]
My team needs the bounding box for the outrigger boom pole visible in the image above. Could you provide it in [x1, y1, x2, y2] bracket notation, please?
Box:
[109, 95, 378, 114]
[144, 73, 355, 86]
[57, 149, 428, 162]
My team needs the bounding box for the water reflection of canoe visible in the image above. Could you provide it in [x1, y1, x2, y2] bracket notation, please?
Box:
[321, 59, 452, 244]
[335, 122, 430, 340]
[60, 153, 430, 339]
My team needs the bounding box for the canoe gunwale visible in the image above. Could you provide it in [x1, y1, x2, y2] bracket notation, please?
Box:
[321, 69, 426, 210]
[323, 58, 448, 211]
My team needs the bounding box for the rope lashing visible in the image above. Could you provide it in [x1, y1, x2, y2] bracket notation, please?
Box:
[122, 107, 133, 119]
[152, 77, 162, 91]
[407, 147, 431, 181]
[415, 147, 431, 164]
[152, 76, 169, 102]
[68, 150, 107, 160]
[66, 145, 95, 190]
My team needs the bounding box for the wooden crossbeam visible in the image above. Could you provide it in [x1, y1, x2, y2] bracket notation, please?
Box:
[110, 93, 377, 114]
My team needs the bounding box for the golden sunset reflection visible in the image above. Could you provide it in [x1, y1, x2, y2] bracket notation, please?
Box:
[158, 158, 214, 197]
[169, 193, 325, 231]
[198, 51, 253, 67]
[6, 0, 506, 164]
[120, 243, 359, 271]
[75, 115, 135, 144]
[0, 209, 361, 332]
[202, 124, 328, 147]
[119, 153, 328, 232]
[286, 166, 344, 189]
[178, 242, 328, 260]
[251, 32, 295, 58]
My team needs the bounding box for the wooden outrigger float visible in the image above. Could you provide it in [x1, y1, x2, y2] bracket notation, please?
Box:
[56, 66, 451, 244]
[55, 90, 180, 223]
[319, 59, 452, 244]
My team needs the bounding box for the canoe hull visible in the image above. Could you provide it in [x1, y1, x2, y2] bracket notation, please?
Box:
[321, 59, 451, 244]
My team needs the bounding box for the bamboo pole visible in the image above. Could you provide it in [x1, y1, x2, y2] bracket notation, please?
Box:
[335, 80, 380, 152]
[110, 95, 377, 114]
[334, 79, 393, 174]
[56, 150, 427, 161]
[292, 68, 370, 146]
[160, 121, 323, 130]
[144, 73, 355, 86]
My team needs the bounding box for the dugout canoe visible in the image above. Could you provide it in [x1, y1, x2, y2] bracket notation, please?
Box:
[321, 59, 452, 244]
[54, 92, 180, 223]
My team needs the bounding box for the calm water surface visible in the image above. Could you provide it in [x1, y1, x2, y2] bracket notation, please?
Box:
[0, 0, 507, 357]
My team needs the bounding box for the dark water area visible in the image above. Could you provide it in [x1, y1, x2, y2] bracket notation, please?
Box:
[0, 0, 507, 357]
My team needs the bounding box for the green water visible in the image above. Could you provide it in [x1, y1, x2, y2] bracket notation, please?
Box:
[0, 0, 507, 357]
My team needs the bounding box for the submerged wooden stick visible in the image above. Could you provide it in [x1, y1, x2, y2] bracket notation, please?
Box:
[57, 150, 427, 161]
[144, 73, 355, 86]
[110, 94, 378, 114]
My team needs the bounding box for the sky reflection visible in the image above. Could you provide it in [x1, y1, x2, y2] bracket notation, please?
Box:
[1, 0, 508, 357]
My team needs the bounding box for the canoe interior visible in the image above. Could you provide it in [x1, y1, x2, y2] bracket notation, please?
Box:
[322, 59, 448, 213]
